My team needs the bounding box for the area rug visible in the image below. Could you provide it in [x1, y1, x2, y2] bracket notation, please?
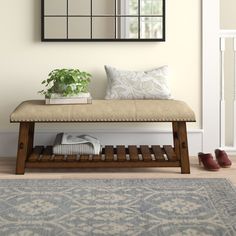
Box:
[0, 179, 235, 236]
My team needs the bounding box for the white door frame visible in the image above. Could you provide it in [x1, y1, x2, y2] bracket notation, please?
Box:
[202, 0, 220, 153]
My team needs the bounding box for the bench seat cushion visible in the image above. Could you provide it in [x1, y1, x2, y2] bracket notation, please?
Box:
[10, 100, 195, 122]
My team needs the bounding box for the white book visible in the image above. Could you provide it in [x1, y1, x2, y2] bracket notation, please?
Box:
[50, 93, 91, 99]
[45, 97, 92, 105]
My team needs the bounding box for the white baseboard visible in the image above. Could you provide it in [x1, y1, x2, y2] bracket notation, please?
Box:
[0, 129, 203, 157]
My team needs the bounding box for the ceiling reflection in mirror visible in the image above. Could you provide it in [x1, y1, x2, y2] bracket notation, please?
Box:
[42, 0, 165, 41]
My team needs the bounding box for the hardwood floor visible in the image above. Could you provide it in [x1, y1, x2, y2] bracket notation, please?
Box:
[0, 157, 235, 185]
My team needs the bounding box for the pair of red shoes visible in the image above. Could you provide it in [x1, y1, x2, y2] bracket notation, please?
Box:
[198, 149, 232, 171]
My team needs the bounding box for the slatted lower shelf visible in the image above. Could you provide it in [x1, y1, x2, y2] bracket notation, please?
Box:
[26, 145, 180, 168]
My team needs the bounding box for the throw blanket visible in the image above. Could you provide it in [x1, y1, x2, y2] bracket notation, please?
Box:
[53, 133, 101, 155]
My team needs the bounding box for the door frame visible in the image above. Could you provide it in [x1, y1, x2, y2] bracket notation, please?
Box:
[202, 0, 220, 152]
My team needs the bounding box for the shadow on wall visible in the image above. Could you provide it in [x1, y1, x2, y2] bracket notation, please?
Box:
[33, 0, 41, 42]
[89, 69, 108, 99]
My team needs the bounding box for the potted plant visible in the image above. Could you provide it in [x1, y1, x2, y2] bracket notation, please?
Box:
[39, 69, 91, 99]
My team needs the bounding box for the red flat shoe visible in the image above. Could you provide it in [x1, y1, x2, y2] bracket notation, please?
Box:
[215, 149, 232, 168]
[198, 152, 220, 171]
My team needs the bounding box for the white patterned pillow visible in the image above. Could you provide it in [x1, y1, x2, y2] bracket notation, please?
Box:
[105, 65, 172, 100]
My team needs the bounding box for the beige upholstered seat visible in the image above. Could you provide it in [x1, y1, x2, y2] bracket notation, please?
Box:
[10, 100, 195, 122]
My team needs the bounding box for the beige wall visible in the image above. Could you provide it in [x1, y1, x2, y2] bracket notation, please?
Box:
[0, 0, 201, 132]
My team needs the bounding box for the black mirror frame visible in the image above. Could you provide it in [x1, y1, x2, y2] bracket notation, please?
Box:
[41, 0, 165, 42]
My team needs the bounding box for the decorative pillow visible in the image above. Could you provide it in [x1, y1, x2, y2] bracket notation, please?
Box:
[104, 65, 172, 100]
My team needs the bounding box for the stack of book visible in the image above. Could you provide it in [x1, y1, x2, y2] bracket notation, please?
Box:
[53, 133, 101, 155]
[45, 93, 92, 105]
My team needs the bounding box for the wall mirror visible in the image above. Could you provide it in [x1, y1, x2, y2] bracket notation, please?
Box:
[41, 0, 165, 41]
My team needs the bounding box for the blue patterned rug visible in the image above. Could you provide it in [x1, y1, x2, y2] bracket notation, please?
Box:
[0, 179, 235, 236]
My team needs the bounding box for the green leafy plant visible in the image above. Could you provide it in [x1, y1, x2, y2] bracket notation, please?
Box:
[39, 69, 91, 98]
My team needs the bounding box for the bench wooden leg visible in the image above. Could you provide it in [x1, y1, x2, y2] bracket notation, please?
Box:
[172, 122, 180, 161]
[16, 122, 35, 175]
[172, 121, 190, 174]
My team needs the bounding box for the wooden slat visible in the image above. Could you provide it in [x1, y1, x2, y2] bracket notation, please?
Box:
[128, 145, 139, 161]
[152, 145, 165, 161]
[79, 155, 90, 162]
[92, 155, 102, 162]
[41, 146, 53, 162]
[28, 146, 44, 162]
[117, 145, 126, 161]
[54, 155, 65, 162]
[105, 146, 114, 161]
[163, 145, 177, 161]
[66, 155, 77, 162]
[140, 145, 152, 161]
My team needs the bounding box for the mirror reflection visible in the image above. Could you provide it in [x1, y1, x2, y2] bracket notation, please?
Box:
[42, 0, 165, 41]
[93, 0, 115, 15]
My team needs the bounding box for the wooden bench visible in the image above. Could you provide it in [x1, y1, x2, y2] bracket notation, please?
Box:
[10, 100, 195, 175]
